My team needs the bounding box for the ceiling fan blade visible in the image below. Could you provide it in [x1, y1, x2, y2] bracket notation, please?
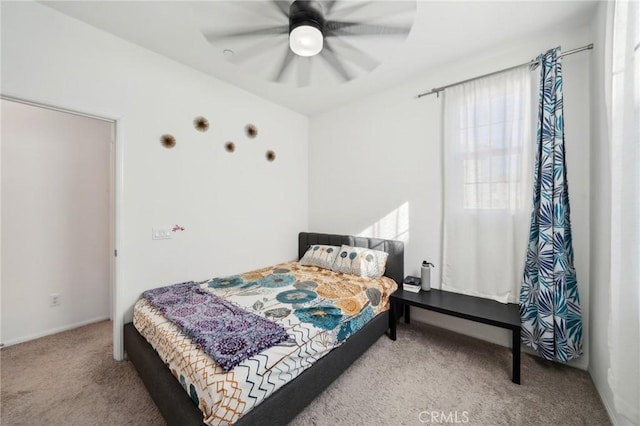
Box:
[274, 48, 296, 82]
[270, 1, 291, 18]
[323, 35, 379, 71]
[203, 25, 288, 43]
[324, 2, 370, 20]
[328, 1, 416, 21]
[297, 56, 311, 87]
[319, 41, 353, 82]
[226, 35, 288, 64]
[324, 21, 412, 37]
[323, 1, 338, 15]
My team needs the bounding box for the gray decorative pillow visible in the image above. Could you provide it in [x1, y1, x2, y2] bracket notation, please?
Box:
[299, 245, 341, 270]
[331, 245, 389, 279]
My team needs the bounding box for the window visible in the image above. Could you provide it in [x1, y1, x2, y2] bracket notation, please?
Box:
[460, 92, 528, 210]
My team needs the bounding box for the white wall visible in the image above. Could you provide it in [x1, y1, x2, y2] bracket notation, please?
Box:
[1, 2, 308, 359]
[309, 25, 593, 370]
[1, 100, 112, 345]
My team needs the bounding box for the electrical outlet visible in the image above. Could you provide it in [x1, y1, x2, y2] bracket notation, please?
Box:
[152, 228, 172, 240]
[50, 293, 61, 307]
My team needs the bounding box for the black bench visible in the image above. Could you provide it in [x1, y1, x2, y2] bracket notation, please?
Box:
[389, 288, 522, 384]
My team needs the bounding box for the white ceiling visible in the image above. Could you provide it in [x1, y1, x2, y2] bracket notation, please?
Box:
[44, 1, 597, 116]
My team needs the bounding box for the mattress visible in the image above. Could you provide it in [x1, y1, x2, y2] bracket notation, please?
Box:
[133, 260, 396, 425]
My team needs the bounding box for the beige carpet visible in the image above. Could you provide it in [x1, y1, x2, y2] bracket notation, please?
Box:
[1, 320, 610, 426]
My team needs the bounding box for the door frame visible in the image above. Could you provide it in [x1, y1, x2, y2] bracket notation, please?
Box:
[0, 94, 121, 356]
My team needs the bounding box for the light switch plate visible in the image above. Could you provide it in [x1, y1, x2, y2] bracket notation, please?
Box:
[152, 228, 172, 240]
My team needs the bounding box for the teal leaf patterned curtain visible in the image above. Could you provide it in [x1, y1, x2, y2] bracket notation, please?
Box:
[519, 47, 583, 363]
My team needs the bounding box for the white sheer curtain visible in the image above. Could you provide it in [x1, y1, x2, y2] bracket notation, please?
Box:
[608, 0, 640, 422]
[442, 67, 532, 303]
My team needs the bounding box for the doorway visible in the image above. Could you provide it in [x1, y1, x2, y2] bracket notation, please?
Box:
[1, 97, 116, 346]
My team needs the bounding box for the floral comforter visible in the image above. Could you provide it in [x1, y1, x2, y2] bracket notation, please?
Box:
[133, 260, 397, 425]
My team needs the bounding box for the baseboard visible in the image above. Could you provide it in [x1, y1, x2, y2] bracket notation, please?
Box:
[0, 316, 110, 347]
[411, 309, 512, 348]
[590, 375, 620, 426]
[411, 313, 589, 370]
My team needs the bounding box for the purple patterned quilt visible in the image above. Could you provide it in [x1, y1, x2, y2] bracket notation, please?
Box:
[143, 282, 289, 372]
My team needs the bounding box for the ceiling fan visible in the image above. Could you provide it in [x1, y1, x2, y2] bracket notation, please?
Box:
[201, 1, 416, 87]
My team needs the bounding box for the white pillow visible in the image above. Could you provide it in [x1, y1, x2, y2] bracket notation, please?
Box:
[331, 245, 389, 279]
[299, 244, 341, 270]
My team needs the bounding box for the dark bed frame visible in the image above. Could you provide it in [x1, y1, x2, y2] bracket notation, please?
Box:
[124, 232, 404, 426]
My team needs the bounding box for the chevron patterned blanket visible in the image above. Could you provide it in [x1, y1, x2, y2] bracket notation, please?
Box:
[133, 260, 396, 425]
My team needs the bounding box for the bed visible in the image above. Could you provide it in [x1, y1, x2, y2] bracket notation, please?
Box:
[124, 232, 404, 426]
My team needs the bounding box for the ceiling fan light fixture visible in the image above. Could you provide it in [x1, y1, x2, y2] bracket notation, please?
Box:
[289, 25, 323, 57]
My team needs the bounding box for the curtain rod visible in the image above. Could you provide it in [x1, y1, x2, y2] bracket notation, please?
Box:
[416, 43, 594, 99]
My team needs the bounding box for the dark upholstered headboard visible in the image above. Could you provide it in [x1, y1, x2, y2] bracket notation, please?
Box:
[298, 232, 404, 285]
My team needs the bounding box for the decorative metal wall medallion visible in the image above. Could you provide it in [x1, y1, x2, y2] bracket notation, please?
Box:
[160, 134, 176, 148]
[193, 116, 209, 132]
[245, 124, 258, 138]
